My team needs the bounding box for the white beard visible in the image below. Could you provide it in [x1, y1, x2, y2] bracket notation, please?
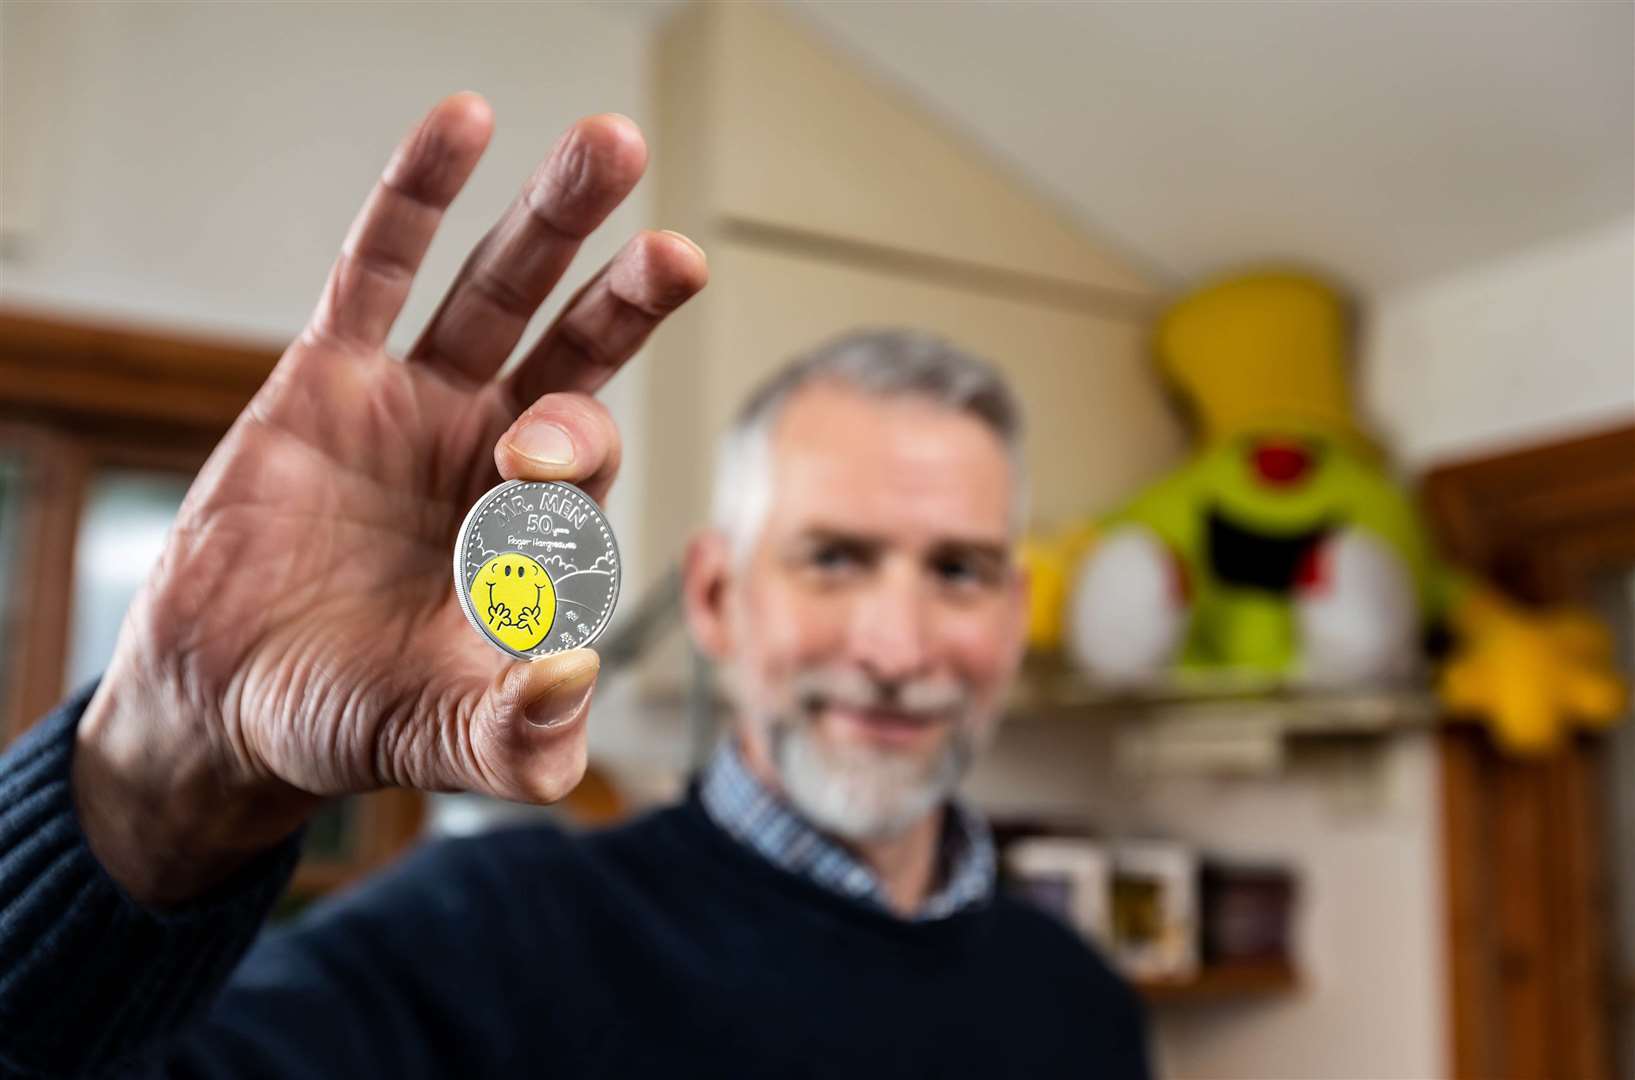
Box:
[745, 664, 993, 843]
[771, 718, 969, 842]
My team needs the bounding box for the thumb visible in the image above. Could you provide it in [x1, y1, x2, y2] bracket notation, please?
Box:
[461, 648, 601, 804]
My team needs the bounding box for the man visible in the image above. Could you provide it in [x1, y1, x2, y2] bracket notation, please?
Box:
[0, 96, 1148, 1078]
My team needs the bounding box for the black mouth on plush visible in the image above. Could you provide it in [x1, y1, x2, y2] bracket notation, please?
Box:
[1206, 507, 1330, 593]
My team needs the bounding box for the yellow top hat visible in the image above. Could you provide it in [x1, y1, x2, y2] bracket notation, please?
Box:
[1156, 270, 1373, 453]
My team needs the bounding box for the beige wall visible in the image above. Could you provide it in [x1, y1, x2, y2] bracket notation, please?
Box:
[0, 2, 651, 345]
[1364, 214, 1635, 470]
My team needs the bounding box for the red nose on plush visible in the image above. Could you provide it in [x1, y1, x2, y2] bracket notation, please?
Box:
[1251, 440, 1311, 487]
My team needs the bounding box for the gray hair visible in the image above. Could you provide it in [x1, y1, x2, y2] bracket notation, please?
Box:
[710, 328, 1028, 561]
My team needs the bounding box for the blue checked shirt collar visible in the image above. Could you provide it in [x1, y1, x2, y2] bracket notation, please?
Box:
[698, 738, 996, 921]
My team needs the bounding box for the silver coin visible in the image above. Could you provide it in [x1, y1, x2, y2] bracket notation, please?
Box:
[453, 480, 620, 659]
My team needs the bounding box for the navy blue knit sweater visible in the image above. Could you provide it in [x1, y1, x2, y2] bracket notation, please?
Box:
[0, 686, 1150, 1079]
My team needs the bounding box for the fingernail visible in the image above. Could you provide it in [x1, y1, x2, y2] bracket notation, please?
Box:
[508, 422, 575, 467]
[525, 664, 598, 729]
[660, 229, 707, 263]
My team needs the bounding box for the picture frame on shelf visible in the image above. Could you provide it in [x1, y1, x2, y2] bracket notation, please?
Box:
[1004, 835, 1113, 950]
[1111, 840, 1199, 981]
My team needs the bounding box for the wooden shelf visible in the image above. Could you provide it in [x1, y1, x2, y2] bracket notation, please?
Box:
[1135, 960, 1299, 1004]
[1008, 658, 1439, 774]
[1010, 657, 1436, 719]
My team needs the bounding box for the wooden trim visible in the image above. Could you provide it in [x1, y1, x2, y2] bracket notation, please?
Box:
[1438, 727, 1496, 1077]
[1554, 744, 1610, 1079]
[0, 431, 222, 744]
[0, 308, 280, 741]
[0, 305, 280, 436]
[0, 310, 438, 900]
[1494, 750, 1551, 1079]
[1421, 424, 1635, 603]
[1422, 421, 1635, 1080]
[1137, 959, 1299, 1005]
[0, 424, 87, 738]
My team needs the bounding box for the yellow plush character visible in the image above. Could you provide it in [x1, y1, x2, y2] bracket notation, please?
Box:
[1440, 584, 1627, 754]
[1021, 522, 1100, 652]
[1028, 270, 1627, 756]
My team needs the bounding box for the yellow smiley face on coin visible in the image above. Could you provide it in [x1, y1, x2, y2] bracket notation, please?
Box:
[470, 553, 556, 652]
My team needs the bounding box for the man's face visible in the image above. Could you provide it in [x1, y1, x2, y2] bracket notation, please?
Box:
[687, 382, 1028, 841]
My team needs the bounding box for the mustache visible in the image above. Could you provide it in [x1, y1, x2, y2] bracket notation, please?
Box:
[788, 666, 970, 719]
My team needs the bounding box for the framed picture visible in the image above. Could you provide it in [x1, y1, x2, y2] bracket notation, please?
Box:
[1111, 840, 1198, 980]
[1004, 835, 1113, 949]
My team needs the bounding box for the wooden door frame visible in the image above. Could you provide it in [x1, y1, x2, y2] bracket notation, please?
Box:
[1421, 423, 1635, 1080]
[0, 306, 433, 888]
[0, 421, 219, 734]
[0, 306, 276, 736]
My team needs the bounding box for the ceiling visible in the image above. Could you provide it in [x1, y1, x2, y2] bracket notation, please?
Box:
[764, 1, 1634, 294]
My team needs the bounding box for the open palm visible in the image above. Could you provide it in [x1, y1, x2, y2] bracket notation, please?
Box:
[80, 95, 706, 876]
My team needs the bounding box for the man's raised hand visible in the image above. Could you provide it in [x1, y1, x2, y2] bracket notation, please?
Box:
[72, 94, 706, 904]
